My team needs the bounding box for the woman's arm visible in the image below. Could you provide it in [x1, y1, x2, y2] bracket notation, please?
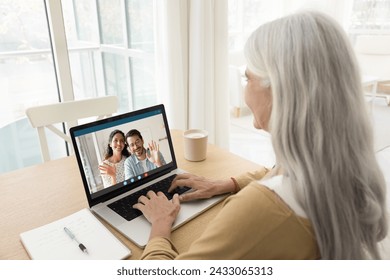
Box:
[169, 174, 236, 202]
[169, 166, 270, 202]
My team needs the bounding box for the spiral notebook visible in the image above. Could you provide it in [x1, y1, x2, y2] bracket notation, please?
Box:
[20, 208, 131, 260]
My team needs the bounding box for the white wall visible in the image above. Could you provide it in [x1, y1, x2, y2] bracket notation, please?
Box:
[281, 0, 353, 29]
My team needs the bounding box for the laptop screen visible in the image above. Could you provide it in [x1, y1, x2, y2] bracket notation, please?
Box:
[70, 104, 177, 207]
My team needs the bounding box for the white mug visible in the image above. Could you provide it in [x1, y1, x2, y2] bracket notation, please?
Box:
[183, 129, 208, 161]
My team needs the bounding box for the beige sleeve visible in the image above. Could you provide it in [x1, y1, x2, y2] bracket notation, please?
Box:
[233, 167, 270, 191]
[174, 183, 278, 259]
[175, 183, 318, 259]
[140, 172, 268, 260]
[140, 237, 178, 260]
[141, 182, 319, 260]
[141, 183, 272, 260]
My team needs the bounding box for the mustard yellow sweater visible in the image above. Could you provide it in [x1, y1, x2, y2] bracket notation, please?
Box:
[141, 168, 320, 259]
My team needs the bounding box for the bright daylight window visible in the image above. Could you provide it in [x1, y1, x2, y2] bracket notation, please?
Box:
[2, 0, 388, 174]
[0, 0, 62, 173]
[349, 0, 390, 35]
[0, 0, 157, 174]
[228, 0, 282, 52]
[62, 0, 156, 112]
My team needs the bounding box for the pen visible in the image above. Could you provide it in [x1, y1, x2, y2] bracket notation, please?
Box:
[64, 227, 88, 254]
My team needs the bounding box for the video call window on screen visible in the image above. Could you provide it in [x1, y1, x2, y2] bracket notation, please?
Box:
[73, 110, 173, 197]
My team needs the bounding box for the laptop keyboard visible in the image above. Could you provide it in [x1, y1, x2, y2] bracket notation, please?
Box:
[107, 174, 190, 221]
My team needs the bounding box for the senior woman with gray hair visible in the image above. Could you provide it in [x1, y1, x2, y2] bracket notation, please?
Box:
[133, 11, 388, 259]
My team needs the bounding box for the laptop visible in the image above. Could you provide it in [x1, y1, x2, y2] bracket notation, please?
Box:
[70, 104, 224, 247]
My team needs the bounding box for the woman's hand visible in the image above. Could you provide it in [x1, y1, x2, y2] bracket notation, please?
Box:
[169, 173, 236, 202]
[133, 191, 181, 239]
[99, 163, 117, 185]
[99, 163, 116, 178]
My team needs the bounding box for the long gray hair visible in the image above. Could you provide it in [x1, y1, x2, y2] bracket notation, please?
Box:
[244, 11, 388, 259]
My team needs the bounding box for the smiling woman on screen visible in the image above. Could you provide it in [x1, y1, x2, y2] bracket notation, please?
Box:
[99, 129, 130, 188]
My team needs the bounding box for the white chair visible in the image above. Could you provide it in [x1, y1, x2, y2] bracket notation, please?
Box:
[355, 35, 390, 105]
[26, 96, 118, 162]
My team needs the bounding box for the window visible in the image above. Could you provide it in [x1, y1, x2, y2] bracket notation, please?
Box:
[0, 0, 157, 173]
[0, 0, 58, 127]
[0, 0, 66, 173]
[349, 0, 390, 36]
[62, 0, 157, 112]
[228, 0, 282, 52]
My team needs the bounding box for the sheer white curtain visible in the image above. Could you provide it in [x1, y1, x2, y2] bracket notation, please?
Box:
[155, 0, 229, 148]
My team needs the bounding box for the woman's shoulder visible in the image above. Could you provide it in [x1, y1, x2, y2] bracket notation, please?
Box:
[209, 180, 318, 259]
[258, 175, 308, 219]
[230, 180, 283, 209]
[231, 178, 309, 222]
[224, 181, 286, 219]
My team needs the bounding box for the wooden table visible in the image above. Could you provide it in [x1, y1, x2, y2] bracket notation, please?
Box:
[0, 130, 261, 259]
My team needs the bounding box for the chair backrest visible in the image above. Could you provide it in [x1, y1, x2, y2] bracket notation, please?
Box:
[354, 35, 390, 80]
[26, 96, 118, 162]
